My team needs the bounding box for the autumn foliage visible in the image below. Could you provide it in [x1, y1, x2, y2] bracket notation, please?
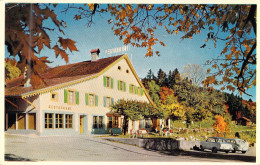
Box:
[5, 4, 78, 88]
[159, 86, 174, 104]
[85, 4, 256, 95]
[212, 115, 229, 135]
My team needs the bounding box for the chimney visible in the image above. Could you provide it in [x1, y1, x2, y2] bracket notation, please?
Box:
[90, 48, 100, 61]
[23, 67, 31, 87]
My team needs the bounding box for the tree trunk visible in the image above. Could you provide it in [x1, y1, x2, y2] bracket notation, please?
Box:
[123, 117, 128, 135]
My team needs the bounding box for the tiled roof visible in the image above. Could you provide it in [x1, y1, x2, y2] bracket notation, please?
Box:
[5, 55, 123, 96]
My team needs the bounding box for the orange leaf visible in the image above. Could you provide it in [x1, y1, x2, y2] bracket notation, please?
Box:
[58, 37, 78, 52]
[52, 45, 69, 63]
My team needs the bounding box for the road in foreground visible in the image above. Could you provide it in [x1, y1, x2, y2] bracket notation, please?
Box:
[4, 134, 256, 162]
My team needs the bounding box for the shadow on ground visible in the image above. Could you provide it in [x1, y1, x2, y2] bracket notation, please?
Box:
[150, 149, 256, 162]
[5, 154, 33, 161]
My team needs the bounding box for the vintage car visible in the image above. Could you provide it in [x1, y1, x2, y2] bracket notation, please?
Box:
[200, 137, 233, 153]
[226, 138, 249, 153]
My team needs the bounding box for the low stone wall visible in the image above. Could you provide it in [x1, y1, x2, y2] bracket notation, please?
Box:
[105, 137, 200, 151]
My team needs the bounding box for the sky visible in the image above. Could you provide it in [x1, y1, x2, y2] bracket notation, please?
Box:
[4, 3, 256, 101]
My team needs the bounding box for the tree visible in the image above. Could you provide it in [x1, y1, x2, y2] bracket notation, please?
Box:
[5, 58, 21, 81]
[7, 4, 256, 95]
[173, 78, 226, 121]
[146, 69, 155, 81]
[5, 4, 78, 88]
[173, 68, 181, 84]
[157, 68, 167, 87]
[212, 115, 230, 137]
[111, 99, 159, 135]
[142, 69, 156, 89]
[147, 80, 161, 106]
[70, 4, 255, 95]
[159, 87, 185, 120]
[182, 64, 206, 86]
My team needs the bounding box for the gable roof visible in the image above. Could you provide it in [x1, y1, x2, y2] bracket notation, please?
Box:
[5, 54, 154, 105]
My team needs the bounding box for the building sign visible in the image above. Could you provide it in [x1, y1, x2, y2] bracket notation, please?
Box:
[48, 105, 72, 110]
[105, 45, 129, 55]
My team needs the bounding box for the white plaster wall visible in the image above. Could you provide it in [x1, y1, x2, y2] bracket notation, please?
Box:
[39, 57, 150, 133]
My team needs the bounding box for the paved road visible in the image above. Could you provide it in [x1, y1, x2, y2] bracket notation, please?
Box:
[4, 134, 256, 162]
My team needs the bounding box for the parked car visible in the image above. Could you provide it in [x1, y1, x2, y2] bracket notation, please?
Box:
[226, 138, 249, 153]
[200, 137, 233, 153]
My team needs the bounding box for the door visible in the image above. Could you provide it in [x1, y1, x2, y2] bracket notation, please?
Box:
[28, 113, 36, 130]
[80, 115, 83, 134]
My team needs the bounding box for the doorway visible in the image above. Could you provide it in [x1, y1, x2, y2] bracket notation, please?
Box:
[79, 115, 84, 134]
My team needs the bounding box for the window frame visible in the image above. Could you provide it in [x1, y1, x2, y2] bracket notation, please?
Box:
[50, 92, 58, 102]
[68, 89, 76, 104]
[88, 93, 95, 106]
[55, 114, 64, 129]
[99, 116, 104, 129]
[106, 96, 112, 107]
[118, 80, 126, 91]
[93, 116, 98, 128]
[105, 76, 113, 88]
[129, 84, 135, 94]
[107, 116, 119, 128]
[65, 114, 73, 129]
[45, 113, 54, 129]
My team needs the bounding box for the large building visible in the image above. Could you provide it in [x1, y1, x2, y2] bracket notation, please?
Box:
[5, 49, 154, 136]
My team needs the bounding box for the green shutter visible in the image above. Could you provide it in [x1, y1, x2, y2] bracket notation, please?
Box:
[129, 84, 131, 93]
[103, 76, 106, 87]
[141, 88, 144, 96]
[85, 93, 89, 105]
[117, 80, 120, 90]
[124, 82, 126, 92]
[103, 96, 106, 107]
[111, 98, 114, 105]
[95, 95, 98, 106]
[64, 89, 68, 103]
[76, 91, 79, 104]
[111, 78, 113, 89]
[135, 86, 137, 94]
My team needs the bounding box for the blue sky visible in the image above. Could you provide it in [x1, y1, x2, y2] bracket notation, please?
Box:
[5, 3, 256, 101]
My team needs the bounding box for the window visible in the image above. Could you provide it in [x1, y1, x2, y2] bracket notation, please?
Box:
[93, 116, 98, 128]
[126, 69, 129, 73]
[138, 87, 141, 95]
[68, 90, 75, 104]
[89, 94, 95, 106]
[45, 113, 53, 129]
[55, 114, 64, 129]
[145, 119, 151, 128]
[106, 97, 111, 107]
[118, 66, 121, 70]
[103, 76, 113, 88]
[86, 94, 98, 106]
[99, 116, 103, 128]
[65, 114, 73, 128]
[93, 116, 104, 129]
[103, 96, 114, 107]
[64, 89, 79, 104]
[129, 84, 135, 94]
[108, 116, 119, 128]
[51, 92, 58, 101]
[106, 77, 111, 87]
[118, 80, 126, 91]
